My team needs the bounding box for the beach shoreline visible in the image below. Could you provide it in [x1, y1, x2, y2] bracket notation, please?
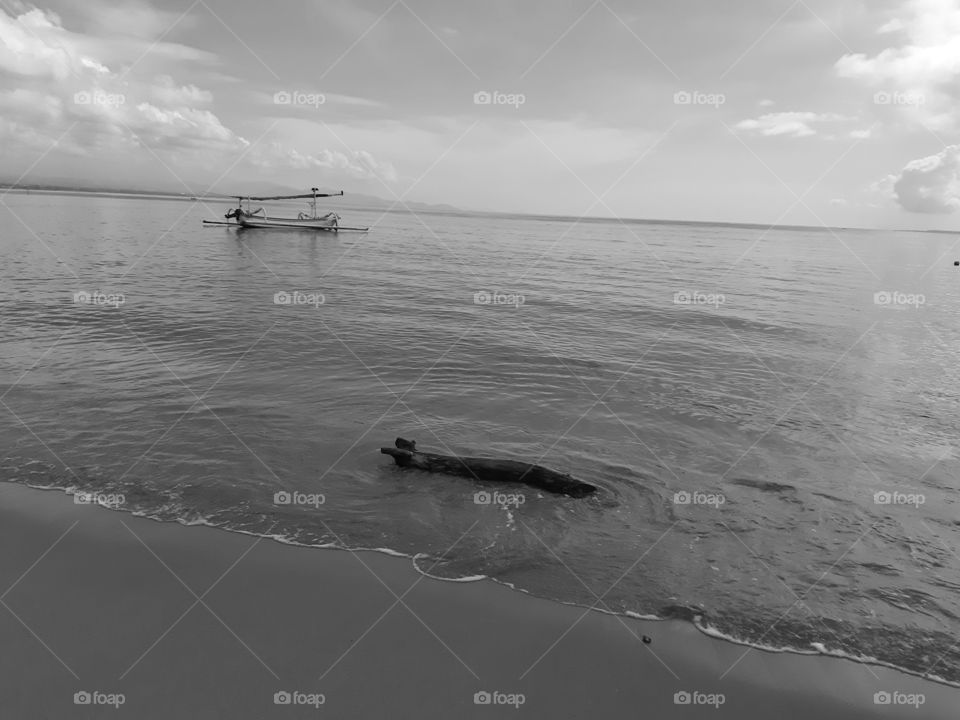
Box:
[1, 481, 954, 718]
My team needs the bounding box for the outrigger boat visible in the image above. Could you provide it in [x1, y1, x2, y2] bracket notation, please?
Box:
[203, 188, 369, 231]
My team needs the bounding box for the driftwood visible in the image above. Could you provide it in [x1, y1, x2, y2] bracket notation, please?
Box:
[380, 438, 597, 498]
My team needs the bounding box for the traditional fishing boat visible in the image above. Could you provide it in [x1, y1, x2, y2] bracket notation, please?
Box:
[203, 188, 369, 231]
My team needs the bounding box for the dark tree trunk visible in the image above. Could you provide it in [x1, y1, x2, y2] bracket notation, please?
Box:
[381, 439, 597, 498]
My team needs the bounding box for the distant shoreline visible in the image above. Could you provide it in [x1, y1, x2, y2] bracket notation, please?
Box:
[2, 184, 955, 234]
[0, 185, 225, 203]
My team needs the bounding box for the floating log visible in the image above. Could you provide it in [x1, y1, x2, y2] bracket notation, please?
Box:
[380, 438, 597, 498]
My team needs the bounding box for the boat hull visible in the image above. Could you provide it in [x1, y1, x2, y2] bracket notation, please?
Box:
[236, 212, 338, 230]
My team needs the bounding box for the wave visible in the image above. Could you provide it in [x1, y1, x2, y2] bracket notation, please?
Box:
[695, 622, 960, 689]
[4, 476, 958, 690]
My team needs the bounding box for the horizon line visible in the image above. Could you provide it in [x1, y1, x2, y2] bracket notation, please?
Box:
[1, 181, 953, 236]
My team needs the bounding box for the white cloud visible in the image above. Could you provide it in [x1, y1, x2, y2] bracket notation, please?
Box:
[130, 104, 239, 148]
[835, 0, 960, 129]
[735, 112, 848, 138]
[890, 145, 960, 213]
[260, 91, 383, 108]
[251, 143, 398, 182]
[80, 56, 110, 74]
[149, 75, 213, 106]
[877, 18, 904, 34]
[865, 174, 898, 208]
[0, 8, 75, 80]
[0, 4, 241, 157]
[0, 3, 401, 188]
[324, 93, 384, 108]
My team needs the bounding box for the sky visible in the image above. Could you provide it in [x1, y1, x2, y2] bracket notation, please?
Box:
[2, 0, 960, 228]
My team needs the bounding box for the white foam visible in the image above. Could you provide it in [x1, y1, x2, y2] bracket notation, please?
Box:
[694, 620, 960, 688]
[366, 547, 410, 558]
[423, 573, 488, 583]
[178, 516, 216, 527]
[6, 481, 959, 689]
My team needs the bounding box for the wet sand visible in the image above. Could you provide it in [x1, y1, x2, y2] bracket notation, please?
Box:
[0, 482, 953, 718]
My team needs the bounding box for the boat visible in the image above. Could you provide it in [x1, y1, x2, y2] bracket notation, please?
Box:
[203, 188, 369, 231]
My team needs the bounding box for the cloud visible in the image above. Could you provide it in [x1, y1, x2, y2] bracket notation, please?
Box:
[877, 18, 904, 34]
[0, 3, 401, 189]
[0, 7, 76, 80]
[251, 143, 397, 182]
[889, 145, 960, 213]
[149, 75, 213, 106]
[0, 4, 213, 82]
[835, 0, 960, 129]
[836, 0, 960, 84]
[129, 104, 240, 149]
[260, 90, 384, 109]
[864, 174, 898, 208]
[0, 3, 242, 158]
[735, 112, 848, 138]
[80, 56, 110, 74]
[323, 93, 384, 108]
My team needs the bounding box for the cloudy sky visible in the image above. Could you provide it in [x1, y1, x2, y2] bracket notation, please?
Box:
[2, 0, 960, 227]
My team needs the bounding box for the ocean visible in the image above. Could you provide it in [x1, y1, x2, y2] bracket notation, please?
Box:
[2, 191, 958, 685]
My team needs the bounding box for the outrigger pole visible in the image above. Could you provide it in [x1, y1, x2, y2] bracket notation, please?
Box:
[211, 187, 367, 231]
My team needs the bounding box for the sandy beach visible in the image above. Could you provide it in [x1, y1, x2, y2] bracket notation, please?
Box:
[5, 0, 960, 715]
[0, 482, 952, 719]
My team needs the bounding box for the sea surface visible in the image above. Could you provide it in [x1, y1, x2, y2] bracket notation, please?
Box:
[2, 191, 959, 685]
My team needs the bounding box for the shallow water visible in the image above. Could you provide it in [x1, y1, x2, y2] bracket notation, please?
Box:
[2, 191, 958, 683]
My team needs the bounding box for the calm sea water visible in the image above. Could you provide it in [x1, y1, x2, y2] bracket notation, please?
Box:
[2, 191, 959, 684]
